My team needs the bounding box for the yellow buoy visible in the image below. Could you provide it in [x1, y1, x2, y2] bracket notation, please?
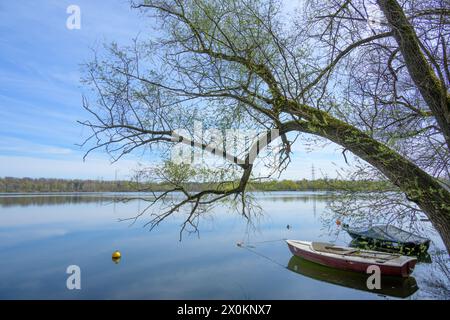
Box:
[112, 250, 121, 259]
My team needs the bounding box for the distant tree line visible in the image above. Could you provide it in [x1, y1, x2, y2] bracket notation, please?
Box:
[0, 177, 394, 193]
[248, 179, 393, 192]
[0, 177, 139, 193]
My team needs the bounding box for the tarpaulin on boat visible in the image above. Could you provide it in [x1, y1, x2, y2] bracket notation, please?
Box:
[344, 225, 430, 246]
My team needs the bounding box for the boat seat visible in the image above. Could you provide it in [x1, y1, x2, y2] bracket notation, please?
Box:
[312, 242, 358, 255]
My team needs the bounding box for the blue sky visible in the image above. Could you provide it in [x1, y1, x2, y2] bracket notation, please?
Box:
[0, 0, 350, 180]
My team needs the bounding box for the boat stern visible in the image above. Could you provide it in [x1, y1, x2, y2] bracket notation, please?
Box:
[401, 258, 418, 277]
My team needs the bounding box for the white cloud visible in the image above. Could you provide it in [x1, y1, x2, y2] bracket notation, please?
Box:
[0, 155, 147, 180]
[0, 137, 74, 156]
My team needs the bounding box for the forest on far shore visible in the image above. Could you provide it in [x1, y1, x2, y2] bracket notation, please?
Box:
[0, 177, 394, 193]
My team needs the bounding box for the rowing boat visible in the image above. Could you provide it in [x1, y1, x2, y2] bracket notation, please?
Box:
[343, 224, 430, 254]
[286, 240, 417, 277]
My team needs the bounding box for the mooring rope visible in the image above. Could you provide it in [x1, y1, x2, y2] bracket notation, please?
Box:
[237, 238, 287, 248]
[236, 238, 288, 269]
[248, 238, 287, 244]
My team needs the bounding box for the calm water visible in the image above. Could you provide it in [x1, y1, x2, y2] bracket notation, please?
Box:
[0, 192, 448, 299]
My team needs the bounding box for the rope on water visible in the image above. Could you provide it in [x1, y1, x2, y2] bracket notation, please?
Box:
[236, 238, 288, 269]
[250, 238, 287, 244]
[237, 238, 287, 247]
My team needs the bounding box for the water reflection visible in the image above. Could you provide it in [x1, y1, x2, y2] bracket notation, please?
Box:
[255, 192, 334, 203]
[0, 194, 116, 207]
[287, 256, 419, 299]
[0, 191, 332, 207]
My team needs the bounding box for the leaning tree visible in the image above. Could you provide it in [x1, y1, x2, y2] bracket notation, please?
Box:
[80, 0, 450, 252]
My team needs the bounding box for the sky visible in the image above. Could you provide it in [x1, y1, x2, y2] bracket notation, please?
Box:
[0, 0, 352, 180]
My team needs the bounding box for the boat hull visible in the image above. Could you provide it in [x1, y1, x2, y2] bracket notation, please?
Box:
[287, 242, 416, 277]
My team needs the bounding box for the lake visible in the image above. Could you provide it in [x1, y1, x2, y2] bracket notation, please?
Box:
[0, 192, 448, 299]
